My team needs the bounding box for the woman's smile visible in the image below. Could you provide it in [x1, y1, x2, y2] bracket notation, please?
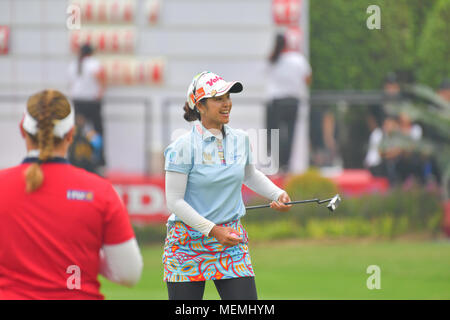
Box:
[219, 110, 230, 119]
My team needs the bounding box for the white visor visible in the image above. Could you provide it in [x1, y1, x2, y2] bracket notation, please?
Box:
[22, 106, 75, 139]
[186, 71, 243, 110]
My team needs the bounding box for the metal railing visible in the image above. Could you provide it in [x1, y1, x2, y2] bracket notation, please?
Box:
[160, 90, 385, 147]
[0, 90, 385, 174]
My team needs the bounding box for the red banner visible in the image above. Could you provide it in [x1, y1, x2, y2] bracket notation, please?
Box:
[101, 58, 164, 85]
[70, 29, 135, 54]
[111, 174, 168, 224]
[272, 0, 302, 26]
[73, 0, 135, 23]
[0, 26, 10, 55]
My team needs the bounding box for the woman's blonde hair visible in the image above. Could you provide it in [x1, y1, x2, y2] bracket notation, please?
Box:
[24, 90, 71, 193]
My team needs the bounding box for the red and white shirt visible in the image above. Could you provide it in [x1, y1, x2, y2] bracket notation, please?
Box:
[0, 157, 135, 300]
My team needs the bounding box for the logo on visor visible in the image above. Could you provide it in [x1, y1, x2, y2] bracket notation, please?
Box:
[195, 87, 206, 101]
[206, 76, 223, 87]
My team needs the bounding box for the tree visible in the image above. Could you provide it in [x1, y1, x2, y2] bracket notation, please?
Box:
[310, 0, 417, 90]
[417, 0, 450, 88]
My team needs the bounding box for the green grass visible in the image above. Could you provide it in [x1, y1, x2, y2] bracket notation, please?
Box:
[99, 239, 450, 300]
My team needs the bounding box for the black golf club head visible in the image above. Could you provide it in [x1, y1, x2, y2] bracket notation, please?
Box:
[326, 194, 341, 212]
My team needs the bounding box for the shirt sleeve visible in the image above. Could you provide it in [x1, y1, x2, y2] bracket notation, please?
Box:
[102, 183, 135, 245]
[164, 138, 193, 174]
[243, 164, 285, 201]
[99, 238, 143, 287]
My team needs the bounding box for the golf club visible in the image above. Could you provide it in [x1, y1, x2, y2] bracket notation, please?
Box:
[245, 194, 342, 212]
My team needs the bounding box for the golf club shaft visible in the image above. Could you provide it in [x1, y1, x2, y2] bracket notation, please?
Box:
[318, 197, 334, 204]
[246, 198, 320, 210]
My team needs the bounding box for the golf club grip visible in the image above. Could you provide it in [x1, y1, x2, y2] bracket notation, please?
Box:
[246, 199, 319, 210]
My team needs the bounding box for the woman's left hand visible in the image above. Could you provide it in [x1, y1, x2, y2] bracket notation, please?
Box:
[270, 191, 292, 212]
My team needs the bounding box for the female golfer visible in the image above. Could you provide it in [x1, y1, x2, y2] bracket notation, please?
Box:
[0, 90, 143, 299]
[163, 71, 292, 300]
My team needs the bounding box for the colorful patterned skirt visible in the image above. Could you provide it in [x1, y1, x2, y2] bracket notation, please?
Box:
[162, 219, 255, 282]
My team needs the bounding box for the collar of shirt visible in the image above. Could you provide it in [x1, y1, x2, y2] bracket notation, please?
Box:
[22, 149, 69, 164]
[22, 157, 69, 164]
[193, 121, 231, 142]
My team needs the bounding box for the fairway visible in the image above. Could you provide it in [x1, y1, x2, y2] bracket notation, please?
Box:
[99, 240, 450, 300]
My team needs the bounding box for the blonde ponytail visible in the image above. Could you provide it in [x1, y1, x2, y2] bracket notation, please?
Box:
[24, 90, 71, 193]
[25, 163, 44, 193]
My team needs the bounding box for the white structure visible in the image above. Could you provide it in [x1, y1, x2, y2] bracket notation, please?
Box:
[0, 0, 309, 175]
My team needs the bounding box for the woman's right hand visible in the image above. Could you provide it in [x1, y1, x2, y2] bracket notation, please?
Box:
[208, 225, 243, 247]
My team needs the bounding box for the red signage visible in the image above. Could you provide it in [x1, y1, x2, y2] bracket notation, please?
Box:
[101, 58, 164, 85]
[147, 0, 160, 24]
[0, 26, 10, 55]
[70, 29, 135, 54]
[272, 0, 302, 26]
[73, 0, 135, 23]
[111, 175, 169, 224]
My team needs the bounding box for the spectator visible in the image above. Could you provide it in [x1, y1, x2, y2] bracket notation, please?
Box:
[68, 43, 106, 174]
[68, 114, 103, 174]
[398, 111, 422, 141]
[265, 32, 312, 173]
[364, 108, 385, 177]
[379, 116, 402, 186]
[379, 111, 430, 186]
[395, 111, 425, 184]
[379, 72, 424, 185]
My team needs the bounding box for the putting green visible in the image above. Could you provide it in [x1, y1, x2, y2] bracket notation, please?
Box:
[100, 239, 450, 300]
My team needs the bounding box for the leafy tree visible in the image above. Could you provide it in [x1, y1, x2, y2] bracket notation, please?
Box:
[416, 0, 450, 88]
[310, 0, 417, 89]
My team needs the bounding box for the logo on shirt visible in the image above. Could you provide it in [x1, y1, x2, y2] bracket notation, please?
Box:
[194, 87, 206, 101]
[67, 190, 94, 201]
[169, 151, 177, 164]
[202, 152, 214, 164]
